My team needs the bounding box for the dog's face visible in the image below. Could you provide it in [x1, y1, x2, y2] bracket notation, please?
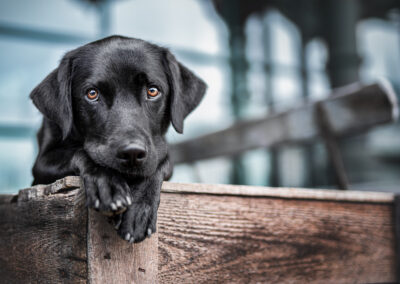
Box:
[30, 36, 206, 176]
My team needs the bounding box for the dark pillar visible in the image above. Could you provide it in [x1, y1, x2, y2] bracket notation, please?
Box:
[323, 0, 361, 88]
[299, 37, 317, 188]
[321, 0, 361, 189]
[223, 1, 249, 185]
[262, 14, 280, 187]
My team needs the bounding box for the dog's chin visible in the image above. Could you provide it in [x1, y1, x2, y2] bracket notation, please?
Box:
[86, 150, 157, 177]
[112, 162, 157, 178]
[116, 165, 145, 176]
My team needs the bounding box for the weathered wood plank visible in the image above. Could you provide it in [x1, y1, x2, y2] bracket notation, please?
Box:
[0, 177, 396, 283]
[0, 183, 87, 283]
[162, 181, 394, 203]
[17, 176, 396, 203]
[170, 80, 398, 164]
[158, 192, 396, 283]
[394, 195, 400, 282]
[88, 210, 158, 284]
[0, 176, 158, 284]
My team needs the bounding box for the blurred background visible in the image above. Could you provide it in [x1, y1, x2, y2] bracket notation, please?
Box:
[0, 0, 400, 193]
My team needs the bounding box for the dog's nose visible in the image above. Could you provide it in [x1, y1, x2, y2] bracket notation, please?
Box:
[117, 144, 147, 164]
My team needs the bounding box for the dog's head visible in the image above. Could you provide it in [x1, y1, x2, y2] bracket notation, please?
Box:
[30, 36, 206, 176]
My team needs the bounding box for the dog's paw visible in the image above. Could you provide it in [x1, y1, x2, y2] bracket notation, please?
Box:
[117, 202, 157, 243]
[82, 169, 132, 212]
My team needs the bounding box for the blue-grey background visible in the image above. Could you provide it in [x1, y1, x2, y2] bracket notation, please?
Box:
[0, 0, 400, 193]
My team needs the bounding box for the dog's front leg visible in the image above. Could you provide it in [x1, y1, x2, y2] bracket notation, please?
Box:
[116, 176, 162, 243]
[116, 158, 172, 243]
[71, 149, 132, 212]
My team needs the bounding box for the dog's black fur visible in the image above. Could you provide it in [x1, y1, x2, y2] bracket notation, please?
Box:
[30, 36, 206, 243]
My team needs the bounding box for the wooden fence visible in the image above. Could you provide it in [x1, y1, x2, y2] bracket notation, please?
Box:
[0, 176, 396, 283]
[170, 80, 398, 189]
[171, 81, 398, 164]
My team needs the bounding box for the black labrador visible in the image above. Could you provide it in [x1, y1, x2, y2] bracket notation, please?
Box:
[30, 36, 206, 243]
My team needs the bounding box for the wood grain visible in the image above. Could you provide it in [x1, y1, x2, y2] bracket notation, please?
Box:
[88, 209, 158, 284]
[29, 176, 396, 203]
[0, 176, 396, 283]
[0, 176, 158, 284]
[162, 181, 394, 203]
[0, 184, 87, 283]
[158, 192, 396, 283]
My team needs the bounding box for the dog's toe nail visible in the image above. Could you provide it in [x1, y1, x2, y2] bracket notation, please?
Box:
[116, 200, 122, 208]
[129, 237, 135, 243]
[111, 203, 117, 211]
[125, 233, 131, 241]
[147, 228, 152, 237]
[126, 196, 132, 205]
[114, 219, 122, 230]
[94, 199, 100, 209]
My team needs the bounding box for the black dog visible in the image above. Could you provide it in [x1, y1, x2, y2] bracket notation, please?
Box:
[30, 36, 206, 243]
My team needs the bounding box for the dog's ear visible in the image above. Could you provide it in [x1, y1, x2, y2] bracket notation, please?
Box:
[30, 56, 74, 139]
[163, 50, 207, 133]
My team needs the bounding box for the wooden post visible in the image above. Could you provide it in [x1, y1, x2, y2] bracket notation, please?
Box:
[87, 209, 158, 283]
[0, 176, 157, 284]
[315, 102, 350, 189]
[394, 194, 400, 283]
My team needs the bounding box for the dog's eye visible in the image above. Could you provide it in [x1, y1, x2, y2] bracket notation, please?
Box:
[147, 87, 160, 98]
[86, 89, 99, 101]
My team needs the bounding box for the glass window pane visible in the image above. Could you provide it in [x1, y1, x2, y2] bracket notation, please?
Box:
[308, 73, 329, 100]
[358, 18, 400, 84]
[265, 10, 300, 67]
[166, 61, 233, 143]
[271, 74, 301, 110]
[171, 157, 232, 184]
[278, 146, 305, 187]
[0, 0, 98, 35]
[0, 38, 76, 124]
[112, 0, 228, 55]
[245, 65, 268, 118]
[242, 149, 270, 186]
[306, 39, 328, 72]
[0, 139, 35, 193]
